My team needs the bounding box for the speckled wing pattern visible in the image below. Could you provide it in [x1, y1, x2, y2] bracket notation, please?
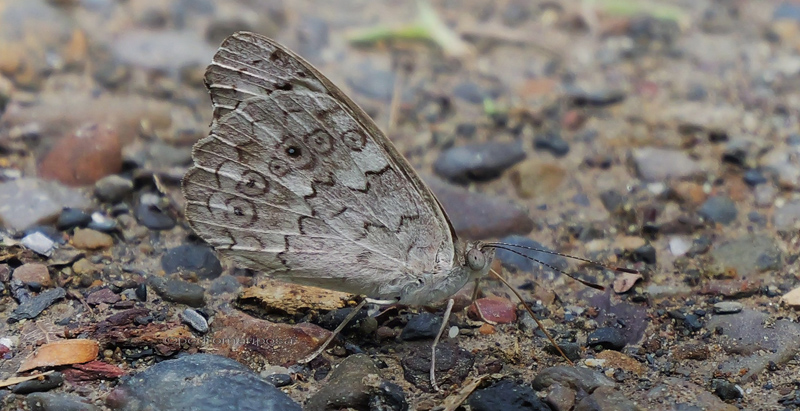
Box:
[183, 32, 456, 300]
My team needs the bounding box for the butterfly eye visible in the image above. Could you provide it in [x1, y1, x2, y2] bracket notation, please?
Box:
[466, 248, 486, 271]
[286, 146, 301, 158]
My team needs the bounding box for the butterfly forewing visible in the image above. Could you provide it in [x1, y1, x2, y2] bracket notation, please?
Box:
[183, 31, 456, 300]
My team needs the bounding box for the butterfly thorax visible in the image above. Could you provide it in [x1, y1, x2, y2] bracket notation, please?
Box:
[397, 241, 494, 306]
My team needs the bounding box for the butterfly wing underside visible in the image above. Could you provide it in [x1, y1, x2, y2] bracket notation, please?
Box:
[183, 31, 457, 300]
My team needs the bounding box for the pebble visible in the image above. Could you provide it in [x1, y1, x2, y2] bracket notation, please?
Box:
[306, 354, 407, 410]
[710, 234, 782, 277]
[668, 237, 692, 256]
[0, 178, 91, 232]
[713, 301, 744, 314]
[532, 366, 615, 393]
[38, 124, 123, 186]
[87, 212, 118, 233]
[509, 160, 567, 200]
[575, 385, 640, 411]
[56, 208, 92, 231]
[181, 308, 209, 334]
[564, 88, 626, 107]
[72, 228, 114, 250]
[148, 277, 205, 307]
[264, 373, 293, 388]
[12, 263, 53, 288]
[400, 312, 442, 341]
[20, 232, 56, 256]
[698, 196, 738, 225]
[712, 379, 743, 400]
[9, 287, 66, 322]
[26, 391, 100, 411]
[94, 175, 134, 203]
[401, 342, 473, 391]
[86, 288, 121, 305]
[433, 141, 526, 184]
[587, 327, 627, 351]
[494, 235, 567, 273]
[632, 147, 703, 182]
[774, 200, 800, 230]
[469, 380, 550, 411]
[533, 132, 570, 157]
[105, 354, 301, 411]
[743, 169, 767, 186]
[134, 196, 176, 230]
[633, 243, 657, 264]
[467, 298, 517, 324]
[425, 175, 534, 239]
[12, 372, 64, 394]
[161, 244, 223, 280]
[452, 81, 488, 104]
[707, 309, 800, 380]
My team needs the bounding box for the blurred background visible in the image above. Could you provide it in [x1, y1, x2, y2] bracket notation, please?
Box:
[2, 0, 800, 409]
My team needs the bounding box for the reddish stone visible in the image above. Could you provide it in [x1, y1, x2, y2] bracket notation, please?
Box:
[12, 263, 52, 287]
[87, 288, 121, 305]
[468, 298, 517, 324]
[39, 123, 122, 186]
[64, 360, 126, 381]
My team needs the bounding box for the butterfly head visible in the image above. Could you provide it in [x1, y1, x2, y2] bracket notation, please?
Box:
[464, 241, 495, 280]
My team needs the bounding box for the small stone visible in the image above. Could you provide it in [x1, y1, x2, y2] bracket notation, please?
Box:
[26, 392, 100, 411]
[469, 380, 549, 411]
[72, 228, 113, 250]
[264, 373, 293, 388]
[509, 160, 567, 200]
[161, 244, 223, 280]
[182, 309, 209, 334]
[633, 244, 657, 264]
[401, 342, 473, 391]
[39, 124, 123, 186]
[86, 288, 121, 306]
[148, 277, 205, 307]
[9, 288, 66, 322]
[12, 372, 64, 394]
[587, 327, 626, 351]
[56, 208, 92, 231]
[533, 132, 570, 157]
[713, 301, 744, 314]
[712, 379, 743, 400]
[87, 212, 117, 233]
[632, 147, 703, 182]
[94, 175, 134, 203]
[698, 196, 737, 225]
[774, 200, 800, 231]
[425, 175, 534, 239]
[532, 366, 615, 393]
[467, 298, 517, 324]
[12, 263, 52, 288]
[135, 197, 176, 231]
[306, 354, 405, 410]
[494, 235, 567, 273]
[400, 312, 442, 341]
[20, 232, 56, 256]
[105, 354, 301, 410]
[781, 286, 800, 308]
[0, 178, 91, 232]
[743, 169, 767, 186]
[433, 141, 526, 184]
[668, 237, 692, 256]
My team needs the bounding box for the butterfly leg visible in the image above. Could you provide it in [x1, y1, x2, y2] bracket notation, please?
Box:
[470, 278, 481, 303]
[430, 298, 455, 392]
[297, 299, 367, 364]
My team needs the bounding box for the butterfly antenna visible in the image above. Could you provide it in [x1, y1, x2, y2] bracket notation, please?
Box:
[482, 244, 607, 290]
[489, 268, 573, 365]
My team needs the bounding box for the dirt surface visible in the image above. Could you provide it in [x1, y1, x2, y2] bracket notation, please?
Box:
[1, 0, 800, 410]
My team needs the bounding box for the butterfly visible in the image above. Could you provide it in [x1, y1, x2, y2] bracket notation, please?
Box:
[182, 31, 627, 391]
